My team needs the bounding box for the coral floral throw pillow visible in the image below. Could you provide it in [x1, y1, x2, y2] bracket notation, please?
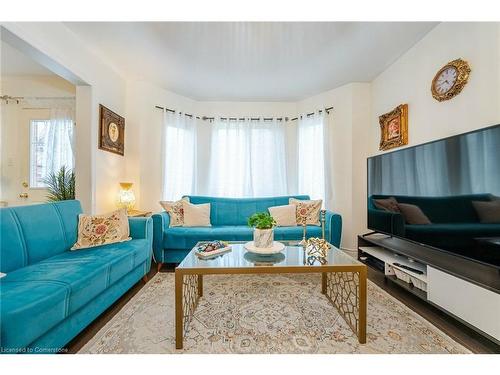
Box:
[71, 208, 131, 250]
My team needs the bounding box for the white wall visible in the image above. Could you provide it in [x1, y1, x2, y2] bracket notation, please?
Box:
[371, 23, 500, 154]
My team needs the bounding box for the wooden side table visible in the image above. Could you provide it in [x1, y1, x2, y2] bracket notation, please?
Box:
[127, 209, 152, 217]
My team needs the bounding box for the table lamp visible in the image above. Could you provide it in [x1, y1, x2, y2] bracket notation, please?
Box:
[117, 182, 136, 213]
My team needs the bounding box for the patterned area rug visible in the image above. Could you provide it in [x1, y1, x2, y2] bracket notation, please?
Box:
[80, 273, 470, 354]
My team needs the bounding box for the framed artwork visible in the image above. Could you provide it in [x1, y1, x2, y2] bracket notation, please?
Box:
[379, 104, 408, 151]
[99, 104, 125, 156]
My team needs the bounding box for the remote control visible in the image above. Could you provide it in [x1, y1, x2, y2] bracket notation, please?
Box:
[393, 262, 424, 275]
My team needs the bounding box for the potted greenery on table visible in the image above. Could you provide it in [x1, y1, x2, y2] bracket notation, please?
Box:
[248, 212, 276, 248]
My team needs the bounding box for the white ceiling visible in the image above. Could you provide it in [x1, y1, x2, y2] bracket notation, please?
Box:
[1, 41, 56, 76]
[65, 22, 437, 101]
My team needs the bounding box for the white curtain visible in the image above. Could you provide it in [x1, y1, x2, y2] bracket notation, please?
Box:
[297, 111, 329, 203]
[161, 111, 198, 201]
[42, 107, 75, 177]
[207, 118, 287, 197]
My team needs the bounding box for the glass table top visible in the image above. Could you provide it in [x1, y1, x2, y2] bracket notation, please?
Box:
[178, 240, 362, 270]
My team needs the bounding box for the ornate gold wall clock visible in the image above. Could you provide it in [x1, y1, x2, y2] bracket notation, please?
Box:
[99, 104, 125, 155]
[431, 58, 471, 102]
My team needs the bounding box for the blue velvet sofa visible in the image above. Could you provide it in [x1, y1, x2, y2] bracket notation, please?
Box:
[0, 200, 153, 354]
[152, 195, 342, 266]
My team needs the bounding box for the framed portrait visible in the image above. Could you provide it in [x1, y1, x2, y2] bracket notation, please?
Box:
[379, 104, 408, 151]
[99, 104, 125, 156]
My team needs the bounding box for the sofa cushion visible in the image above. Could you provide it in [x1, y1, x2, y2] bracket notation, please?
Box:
[0, 280, 70, 350]
[398, 203, 432, 225]
[472, 200, 500, 223]
[3, 239, 149, 317]
[373, 197, 400, 213]
[163, 225, 322, 250]
[268, 204, 297, 227]
[0, 201, 82, 273]
[182, 201, 211, 227]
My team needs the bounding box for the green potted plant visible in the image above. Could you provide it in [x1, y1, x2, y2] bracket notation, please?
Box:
[43, 166, 75, 201]
[248, 212, 276, 248]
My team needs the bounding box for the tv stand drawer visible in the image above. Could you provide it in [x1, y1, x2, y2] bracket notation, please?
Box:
[427, 266, 500, 341]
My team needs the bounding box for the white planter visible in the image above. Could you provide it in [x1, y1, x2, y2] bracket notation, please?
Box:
[253, 228, 274, 248]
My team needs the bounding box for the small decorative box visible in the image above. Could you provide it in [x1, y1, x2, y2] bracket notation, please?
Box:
[195, 241, 232, 259]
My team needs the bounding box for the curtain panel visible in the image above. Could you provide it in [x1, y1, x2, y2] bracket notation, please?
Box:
[208, 118, 288, 197]
[161, 111, 198, 201]
[297, 111, 331, 204]
[161, 110, 333, 201]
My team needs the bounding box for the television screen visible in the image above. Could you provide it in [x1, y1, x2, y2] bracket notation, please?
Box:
[367, 124, 500, 267]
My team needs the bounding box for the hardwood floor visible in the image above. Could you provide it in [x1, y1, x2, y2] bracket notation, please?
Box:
[64, 260, 499, 354]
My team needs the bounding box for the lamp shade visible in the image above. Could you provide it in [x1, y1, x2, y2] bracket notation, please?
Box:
[117, 182, 136, 212]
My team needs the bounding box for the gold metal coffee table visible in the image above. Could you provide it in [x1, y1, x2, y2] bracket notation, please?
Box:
[174, 241, 367, 349]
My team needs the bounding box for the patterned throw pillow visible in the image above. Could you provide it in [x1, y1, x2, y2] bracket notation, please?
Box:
[289, 198, 322, 226]
[159, 197, 189, 227]
[71, 208, 131, 250]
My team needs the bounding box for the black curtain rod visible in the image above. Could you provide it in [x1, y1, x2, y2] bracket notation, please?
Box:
[289, 107, 334, 121]
[155, 105, 333, 122]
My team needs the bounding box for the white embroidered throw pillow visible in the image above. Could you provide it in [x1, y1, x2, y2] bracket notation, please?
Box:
[71, 208, 130, 250]
[289, 198, 322, 226]
[159, 197, 189, 227]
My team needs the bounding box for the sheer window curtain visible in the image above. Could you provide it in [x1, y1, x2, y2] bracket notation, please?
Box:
[297, 111, 331, 204]
[208, 118, 287, 197]
[161, 111, 198, 201]
[42, 107, 75, 177]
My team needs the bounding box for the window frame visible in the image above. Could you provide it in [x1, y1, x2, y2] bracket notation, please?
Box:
[29, 118, 51, 189]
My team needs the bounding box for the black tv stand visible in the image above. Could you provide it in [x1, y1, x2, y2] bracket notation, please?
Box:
[358, 232, 500, 345]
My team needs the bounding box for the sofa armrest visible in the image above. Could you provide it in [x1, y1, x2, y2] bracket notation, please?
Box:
[367, 208, 405, 236]
[152, 211, 170, 263]
[324, 210, 342, 248]
[128, 217, 153, 240]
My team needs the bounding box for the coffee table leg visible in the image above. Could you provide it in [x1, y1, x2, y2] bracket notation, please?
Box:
[321, 272, 327, 294]
[358, 267, 367, 344]
[324, 267, 367, 344]
[198, 274, 203, 297]
[175, 271, 202, 350]
[175, 270, 183, 349]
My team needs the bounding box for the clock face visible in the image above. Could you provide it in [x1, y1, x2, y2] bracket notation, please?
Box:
[434, 66, 458, 95]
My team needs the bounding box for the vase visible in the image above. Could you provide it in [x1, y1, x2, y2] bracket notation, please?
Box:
[253, 228, 274, 248]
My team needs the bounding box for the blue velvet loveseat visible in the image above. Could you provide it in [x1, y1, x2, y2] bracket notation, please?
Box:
[0, 200, 153, 354]
[152, 195, 342, 266]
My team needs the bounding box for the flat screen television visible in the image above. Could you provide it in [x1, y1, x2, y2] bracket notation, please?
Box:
[367, 124, 500, 267]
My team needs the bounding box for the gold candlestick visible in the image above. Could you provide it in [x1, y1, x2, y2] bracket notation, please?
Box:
[320, 209, 326, 240]
[299, 216, 307, 247]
